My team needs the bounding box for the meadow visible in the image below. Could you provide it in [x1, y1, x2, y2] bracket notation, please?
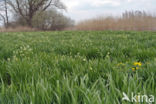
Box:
[0, 31, 156, 104]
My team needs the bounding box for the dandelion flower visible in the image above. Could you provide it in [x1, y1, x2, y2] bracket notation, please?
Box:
[132, 67, 139, 71]
[134, 62, 142, 66]
[132, 68, 135, 71]
[136, 67, 139, 70]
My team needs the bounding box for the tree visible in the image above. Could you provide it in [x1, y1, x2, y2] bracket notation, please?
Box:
[12, 9, 74, 30]
[32, 9, 74, 30]
[0, 0, 9, 28]
[8, 0, 66, 27]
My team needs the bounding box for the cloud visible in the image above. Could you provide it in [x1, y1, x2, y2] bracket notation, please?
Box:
[62, 0, 156, 21]
[63, 0, 80, 9]
[63, 0, 79, 9]
[83, 0, 121, 7]
[63, 0, 122, 9]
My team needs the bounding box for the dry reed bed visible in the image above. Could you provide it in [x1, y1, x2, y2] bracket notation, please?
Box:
[76, 11, 156, 31]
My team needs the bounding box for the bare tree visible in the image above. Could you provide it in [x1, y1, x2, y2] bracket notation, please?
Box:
[0, 0, 9, 28]
[8, 0, 66, 27]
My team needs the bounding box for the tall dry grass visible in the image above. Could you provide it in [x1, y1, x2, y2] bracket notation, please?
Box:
[0, 26, 37, 32]
[76, 11, 156, 31]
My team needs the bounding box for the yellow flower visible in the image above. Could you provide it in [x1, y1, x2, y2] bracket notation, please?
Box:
[132, 67, 139, 71]
[134, 62, 142, 66]
[132, 68, 135, 71]
[136, 67, 139, 70]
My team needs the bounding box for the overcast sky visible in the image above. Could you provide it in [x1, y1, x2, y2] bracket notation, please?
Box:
[0, 0, 156, 24]
[62, 0, 156, 22]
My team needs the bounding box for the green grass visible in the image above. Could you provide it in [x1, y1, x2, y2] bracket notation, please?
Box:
[0, 31, 156, 104]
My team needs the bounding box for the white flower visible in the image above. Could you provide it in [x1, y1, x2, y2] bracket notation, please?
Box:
[83, 58, 86, 61]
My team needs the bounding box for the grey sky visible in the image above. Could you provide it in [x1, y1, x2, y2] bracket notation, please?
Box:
[0, 0, 156, 23]
[62, 0, 156, 21]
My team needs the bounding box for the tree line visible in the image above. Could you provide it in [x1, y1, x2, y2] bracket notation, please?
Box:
[0, 0, 74, 30]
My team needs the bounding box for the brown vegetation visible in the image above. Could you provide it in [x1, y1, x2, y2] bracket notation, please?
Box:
[0, 26, 37, 32]
[75, 11, 156, 31]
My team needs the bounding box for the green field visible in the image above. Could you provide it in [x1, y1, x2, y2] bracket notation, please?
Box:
[0, 31, 156, 104]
